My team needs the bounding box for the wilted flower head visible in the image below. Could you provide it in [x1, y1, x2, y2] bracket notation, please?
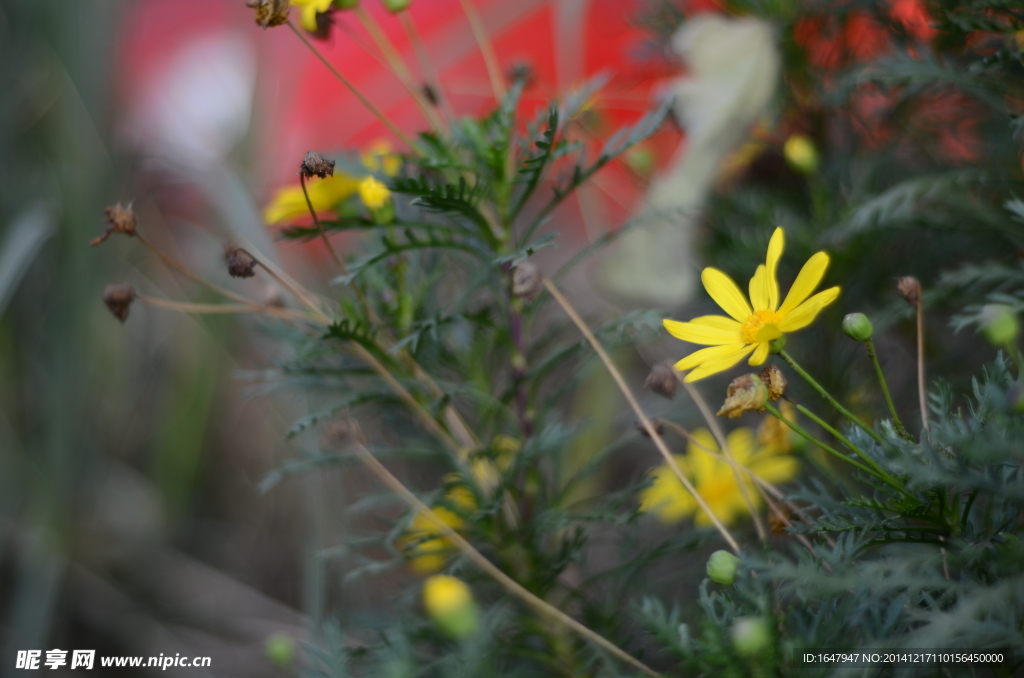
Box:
[90, 203, 137, 247]
[299, 150, 336, 179]
[103, 283, 136, 323]
[511, 261, 541, 302]
[247, 0, 290, 28]
[717, 373, 768, 418]
[896, 276, 922, 306]
[645, 361, 677, 399]
[758, 364, 787, 401]
[225, 248, 256, 279]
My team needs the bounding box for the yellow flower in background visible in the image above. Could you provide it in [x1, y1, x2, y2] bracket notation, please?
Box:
[639, 428, 798, 527]
[290, 0, 332, 32]
[362, 140, 402, 176]
[757, 401, 797, 453]
[263, 173, 360, 225]
[359, 176, 391, 210]
[397, 476, 477, 575]
[664, 228, 840, 382]
[423, 575, 479, 638]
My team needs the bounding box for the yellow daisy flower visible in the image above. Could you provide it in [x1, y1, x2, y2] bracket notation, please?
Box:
[664, 227, 840, 382]
[262, 174, 360, 225]
[397, 476, 476, 575]
[361, 140, 403, 177]
[290, 0, 332, 32]
[639, 428, 798, 527]
[359, 176, 391, 210]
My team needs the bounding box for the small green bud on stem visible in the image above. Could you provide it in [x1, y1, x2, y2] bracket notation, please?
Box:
[706, 550, 739, 585]
[842, 313, 874, 341]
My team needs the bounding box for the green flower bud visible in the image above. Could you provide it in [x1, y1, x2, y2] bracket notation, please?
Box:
[842, 313, 874, 342]
[783, 134, 819, 174]
[768, 335, 786, 354]
[730, 617, 771, 656]
[980, 304, 1019, 346]
[706, 550, 740, 585]
[382, 0, 411, 12]
[265, 633, 296, 667]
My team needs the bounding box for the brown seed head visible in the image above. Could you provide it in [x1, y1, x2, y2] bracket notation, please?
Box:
[645, 361, 677, 399]
[507, 62, 536, 88]
[226, 248, 256, 279]
[90, 203, 137, 247]
[511, 262, 541, 301]
[247, 0, 290, 28]
[103, 283, 136, 323]
[758, 365, 787, 401]
[299, 151, 335, 179]
[421, 83, 440, 106]
[896, 276, 922, 306]
[717, 374, 768, 418]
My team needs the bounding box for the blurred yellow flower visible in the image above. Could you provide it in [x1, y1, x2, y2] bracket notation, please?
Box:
[757, 401, 797, 452]
[263, 174, 360, 225]
[664, 227, 840, 382]
[397, 476, 476, 575]
[290, 0, 332, 32]
[423, 575, 478, 638]
[359, 176, 391, 210]
[639, 427, 798, 526]
[362, 140, 402, 176]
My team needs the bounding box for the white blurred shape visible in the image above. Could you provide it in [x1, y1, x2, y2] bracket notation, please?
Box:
[600, 15, 780, 309]
[124, 32, 256, 169]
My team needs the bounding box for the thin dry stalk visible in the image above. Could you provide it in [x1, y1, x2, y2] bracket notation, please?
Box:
[456, 0, 506, 100]
[542, 278, 740, 553]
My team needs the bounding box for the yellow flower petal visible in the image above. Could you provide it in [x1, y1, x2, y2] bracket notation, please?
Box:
[766, 228, 784, 311]
[682, 344, 755, 382]
[674, 343, 748, 372]
[663, 318, 742, 345]
[749, 454, 799, 484]
[301, 5, 319, 31]
[725, 428, 756, 464]
[701, 268, 753, 323]
[690, 315, 744, 331]
[263, 174, 360, 224]
[749, 264, 769, 311]
[686, 428, 719, 457]
[778, 251, 830, 316]
[748, 341, 771, 366]
[778, 286, 840, 332]
[638, 459, 696, 523]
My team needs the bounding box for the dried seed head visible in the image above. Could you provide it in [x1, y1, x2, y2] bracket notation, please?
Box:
[645, 361, 677, 399]
[635, 419, 665, 438]
[767, 503, 794, 535]
[103, 283, 136, 323]
[758, 365, 787, 401]
[511, 262, 541, 301]
[225, 248, 256, 279]
[896, 276, 922, 306]
[717, 373, 768, 418]
[507, 62, 536, 88]
[247, 0, 290, 28]
[299, 151, 336, 179]
[90, 203, 137, 246]
[421, 83, 439, 106]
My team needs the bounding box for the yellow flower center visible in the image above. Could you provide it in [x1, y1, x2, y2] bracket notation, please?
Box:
[741, 309, 783, 344]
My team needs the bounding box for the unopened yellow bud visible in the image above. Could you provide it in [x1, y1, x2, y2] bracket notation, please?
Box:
[359, 176, 391, 210]
[783, 134, 819, 174]
[423, 575, 479, 638]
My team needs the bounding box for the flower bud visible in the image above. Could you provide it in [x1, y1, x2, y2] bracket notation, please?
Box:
[979, 304, 1019, 346]
[706, 550, 739, 585]
[264, 633, 296, 667]
[382, 0, 411, 13]
[423, 575, 479, 639]
[90, 203, 137, 247]
[511, 261, 541, 302]
[842, 313, 873, 342]
[103, 283, 136, 323]
[247, 0, 290, 28]
[299, 151, 336, 180]
[717, 374, 768, 418]
[758, 365, 787, 401]
[730, 617, 770, 656]
[645, 361, 677, 399]
[783, 134, 819, 174]
[896, 276, 922, 306]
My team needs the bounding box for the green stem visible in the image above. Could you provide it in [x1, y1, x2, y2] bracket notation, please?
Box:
[764, 404, 907, 495]
[780, 349, 885, 445]
[791, 401, 895, 484]
[864, 339, 912, 440]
